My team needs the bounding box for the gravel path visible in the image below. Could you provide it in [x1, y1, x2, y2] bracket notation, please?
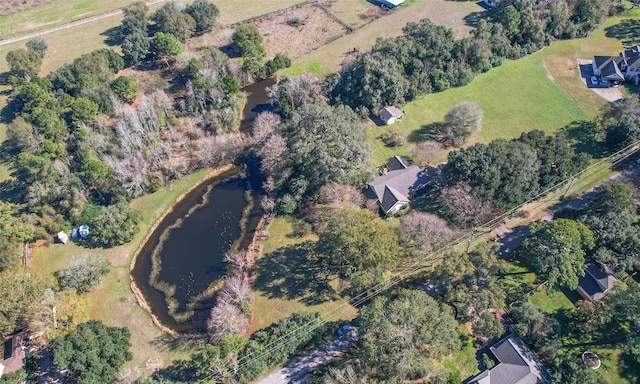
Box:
[0, 0, 169, 46]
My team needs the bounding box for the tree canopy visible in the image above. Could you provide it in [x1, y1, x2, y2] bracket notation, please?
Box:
[90, 204, 141, 247]
[316, 208, 400, 289]
[185, 0, 219, 34]
[521, 219, 595, 290]
[6, 49, 42, 78]
[359, 289, 461, 382]
[50, 320, 132, 384]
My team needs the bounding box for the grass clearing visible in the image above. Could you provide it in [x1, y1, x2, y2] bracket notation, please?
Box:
[251, 216, 357, 332]
[366, 50, 596, 166]
[0, 0, 142, 39]
[281, 0, 483, 77]
[29, 169, 211, 369]
[442, 326, 479, 381]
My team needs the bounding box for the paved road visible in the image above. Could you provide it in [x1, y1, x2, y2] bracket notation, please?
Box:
[256, 328, 359, 384]
[0, 0, 169, 46]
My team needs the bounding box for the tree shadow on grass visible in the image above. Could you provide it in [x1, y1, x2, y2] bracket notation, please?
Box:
[560, 120, 605, 159]
[605, 19, 640, 47]
[101, 25, 124, 47]
[463, 10, 487, 28]
[254, 241, 338, 305]
[408, 122, 443, 143]
[620, 351, 640, 384]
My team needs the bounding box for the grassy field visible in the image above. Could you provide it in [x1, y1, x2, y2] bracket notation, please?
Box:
[29, 169, 212, 368]
[0, 0, 142, 39]
[251, 216, 357, 331]
[366, 50, 598, 166]
[283, 0, 483, 77]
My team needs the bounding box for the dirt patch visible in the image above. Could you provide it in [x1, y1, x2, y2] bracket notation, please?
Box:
[0, 0, 58, 15]
[202, 2, 348, 60]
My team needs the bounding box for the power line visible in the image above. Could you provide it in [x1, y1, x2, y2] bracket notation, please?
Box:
[204, 140, 640, 382]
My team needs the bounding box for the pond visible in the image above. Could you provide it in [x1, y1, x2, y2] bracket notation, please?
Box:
[131, 78, 274, 333]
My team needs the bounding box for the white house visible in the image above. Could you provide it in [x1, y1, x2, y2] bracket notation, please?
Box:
[379, 106, 404, 125]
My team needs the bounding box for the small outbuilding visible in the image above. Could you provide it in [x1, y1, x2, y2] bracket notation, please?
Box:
[56, 231, 69, 244]
[379, 106, 404, 125]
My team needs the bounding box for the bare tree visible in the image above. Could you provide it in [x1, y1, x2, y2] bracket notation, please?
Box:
[274, 74, 326, 116]
[256, 133, 289, 176]
[207, 301, 249, 343]
[317, 183, 366, 207]
[439, 182, 500, 228]
[252, 111, 281, 150]
[324, 364, 368, 384]
[409, 141, 447, 167]
[399, 211, 457, 258]
[223, 251, 246, 275]
[218, 275, 252, 311]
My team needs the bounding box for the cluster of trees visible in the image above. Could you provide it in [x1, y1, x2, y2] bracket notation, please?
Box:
[444, 130, 591, 210]
[327, 1, 607, 116]
[121, 0, 220, 66]
[230, 24, 292, 79]
[252, 101, 371, 215]
[50, 320, 132, 384]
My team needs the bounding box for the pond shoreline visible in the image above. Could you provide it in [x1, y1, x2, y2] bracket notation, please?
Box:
[129, 164, 234, 338]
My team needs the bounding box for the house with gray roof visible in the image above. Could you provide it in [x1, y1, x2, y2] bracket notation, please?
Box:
[576, 264, 617, 301]
[469, 334, 550, 384]
[364, 156, 429, 215]
[592, 46, 640, 85]
[379, 106, 404, 125]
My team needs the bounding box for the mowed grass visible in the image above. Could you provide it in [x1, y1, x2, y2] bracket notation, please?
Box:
[251, 216, 357, 332]
[0, 0, 143, 39]
[366, 51, 596, 166]
[283, 0, 484, 77]
[29, 169, 212, 368]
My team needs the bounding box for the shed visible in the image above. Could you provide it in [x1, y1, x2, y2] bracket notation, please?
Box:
[57, 231, 68, 244]
[379, 106, 404, 125]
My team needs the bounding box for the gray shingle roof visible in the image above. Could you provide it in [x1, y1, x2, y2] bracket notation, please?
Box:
[365, 157, 428, 214]
[469, 335, 550, 384]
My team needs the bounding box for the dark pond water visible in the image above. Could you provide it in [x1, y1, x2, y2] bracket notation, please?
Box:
[131, 78, 274, 333]
[240, 77, 277, 131]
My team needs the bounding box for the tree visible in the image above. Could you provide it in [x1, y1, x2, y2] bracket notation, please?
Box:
[568, 300, 611, 341]
[359, 289, 461, 382]
[589, 181, 634, 216]
[439, 182, 500, 228]
[110, 76, 139, 103]
[26, 37, 48, 57]
[441, 101, 483, 146]
[25, 289, 89, 340]
[273, 74, 326, 117]
[285, 102, 370, 195]
[0, 268, 54, 337]
[231, 24, 266, 60]
[50, 320, 132, 384]
[151, 32, 184, 65]
[185, 0, 220, 34]
[152, 2, 195, 43]
[0, 370, 27, 384]
[56, 252, 111, 294]
[90, 204, 141, 247]
[207, 301, 249, 343]
[521, 219, 594, 290]
[551, 354, 607, 384]
[6, 48, 42, 78]
[73, 51, 112, 82]
[330, 52, 405, 113]
[6, 116, 39, 153]
[500, 5, 522, 40]
[121, 1, 148, 36]
[316, 208, 401, 289]
[409, 140, 446, 167]
[602, 97, 640, 150]
[70, 97, 99, 127]
[122, 30, 150, 66]
[509, 302, 558, 348]
[472, 310, 504, 340]
[399, 211, 456, 258]
[256, 133, 288, 177]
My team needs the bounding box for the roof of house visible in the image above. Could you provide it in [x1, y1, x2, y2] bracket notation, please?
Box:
[594, 56, 625, 81]
[622, 46, 640, 70]
[380, 106, 404, 122]
[365, 156, 428, 213]
[576, 264, 616, 301]
[470, 335, 550, 384]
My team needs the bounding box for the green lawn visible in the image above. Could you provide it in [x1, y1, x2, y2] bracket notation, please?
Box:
[442, 326, 480, 382]
[366, 50, 597, 166]
[251, 216, 357, 332]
